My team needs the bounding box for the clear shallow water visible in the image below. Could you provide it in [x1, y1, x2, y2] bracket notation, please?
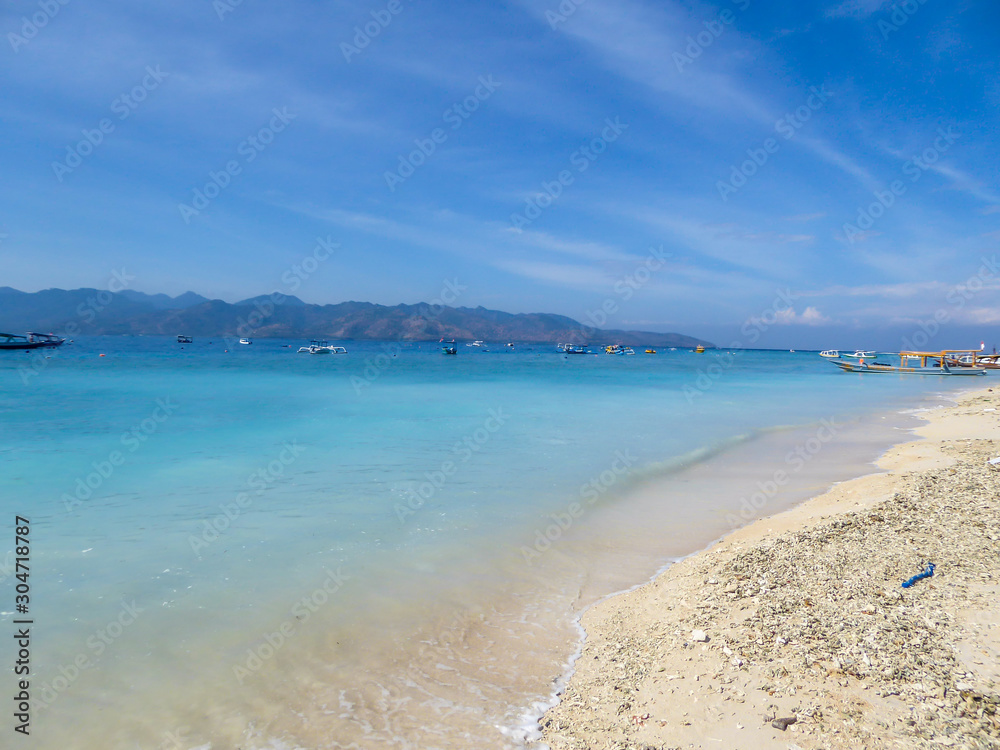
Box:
[0, 338, 982, 748]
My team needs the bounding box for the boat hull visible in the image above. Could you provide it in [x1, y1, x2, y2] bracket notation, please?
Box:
[834, 361, 986, 375]
[0, 339, 64, 350]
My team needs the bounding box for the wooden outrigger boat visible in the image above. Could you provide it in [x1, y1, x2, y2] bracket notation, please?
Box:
[832, 350, 987, 375]
[937, 349, 1000, 370]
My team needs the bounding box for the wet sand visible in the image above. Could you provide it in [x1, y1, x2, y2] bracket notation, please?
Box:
[537, 386, 1000, 749]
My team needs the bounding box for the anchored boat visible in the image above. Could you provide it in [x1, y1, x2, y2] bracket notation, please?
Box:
[939, 349, 1000, 370]
[297, 340, 347, 354]
[605, 344, 635, 355]
[0, 332, 65, 350]
[831, 351, 986, 375]
[820, 349, 878, 360]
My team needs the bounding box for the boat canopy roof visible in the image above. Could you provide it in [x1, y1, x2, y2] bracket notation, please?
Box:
[901, 349, 982, 356]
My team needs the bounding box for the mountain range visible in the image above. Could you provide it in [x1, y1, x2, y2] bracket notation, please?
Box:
[0, 287, 712, 347]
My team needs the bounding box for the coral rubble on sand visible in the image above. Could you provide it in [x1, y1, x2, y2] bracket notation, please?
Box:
[539, 396, 1000, 750]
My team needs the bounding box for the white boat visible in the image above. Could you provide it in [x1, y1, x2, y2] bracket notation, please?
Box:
[820, 349, 877, 360]
[467, 340, 486, 347]
[239, 338, 252, 345]
[297, 341, 347, 354]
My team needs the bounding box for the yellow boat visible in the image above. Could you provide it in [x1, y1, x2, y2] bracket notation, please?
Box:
[645, 349, 656, 354]
[695, 345, 705, 353]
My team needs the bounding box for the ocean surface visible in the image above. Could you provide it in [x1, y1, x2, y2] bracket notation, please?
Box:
[0, 337, 983, 749]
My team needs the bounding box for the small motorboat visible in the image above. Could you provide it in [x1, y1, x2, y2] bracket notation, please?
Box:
[694, 345, 705, 354]
[645, 349, 656, 354]
[467, 340, 485, 347]
[605, 344, 635, 355]
[176, 335, 193, 344]
[841, 350, 877, 360]
[441, 339, 457, 355]
[0, 332, 65, 350]
[239, 338, 252, 345]
[819, 350, 840, 358]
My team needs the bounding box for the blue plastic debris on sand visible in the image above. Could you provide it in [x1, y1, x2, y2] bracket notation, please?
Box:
[902, 563, 935, 589]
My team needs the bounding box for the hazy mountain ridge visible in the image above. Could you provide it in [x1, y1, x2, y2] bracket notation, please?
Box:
[0, 287, 713, 347]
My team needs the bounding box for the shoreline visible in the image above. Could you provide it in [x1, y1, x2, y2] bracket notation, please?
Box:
[534, 385, 1000, 749]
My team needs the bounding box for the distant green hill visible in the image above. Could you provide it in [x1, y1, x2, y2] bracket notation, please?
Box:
[0, 287, 713, 347]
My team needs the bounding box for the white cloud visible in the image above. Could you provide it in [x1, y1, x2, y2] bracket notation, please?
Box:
[772, 306, 831, 325]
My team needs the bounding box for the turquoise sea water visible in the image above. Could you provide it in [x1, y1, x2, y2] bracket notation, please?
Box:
[0, 338, 983, 749]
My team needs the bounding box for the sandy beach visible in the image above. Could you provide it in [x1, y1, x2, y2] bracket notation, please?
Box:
[538, 386, 1000, 750]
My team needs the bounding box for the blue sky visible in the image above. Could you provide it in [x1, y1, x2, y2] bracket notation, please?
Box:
[2, 0, 999, 348]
